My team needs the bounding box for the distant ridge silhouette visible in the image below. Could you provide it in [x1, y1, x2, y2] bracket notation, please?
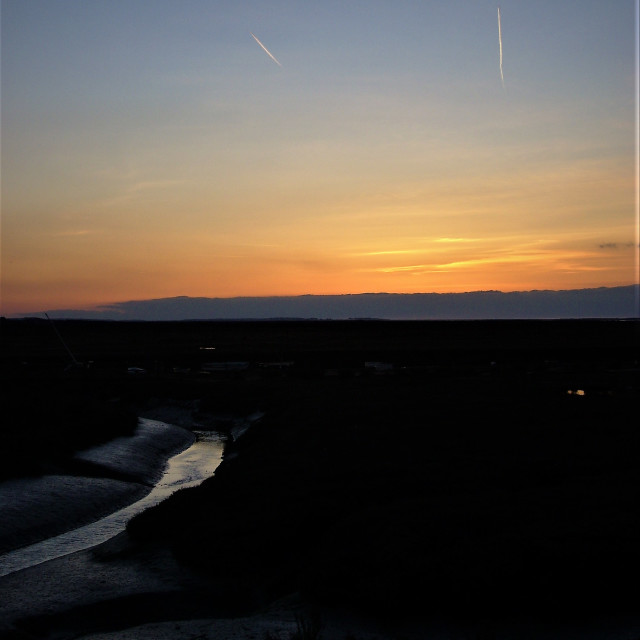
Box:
[25, 285, 640, 320]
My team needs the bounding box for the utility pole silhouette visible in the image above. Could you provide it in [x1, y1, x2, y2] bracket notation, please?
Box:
[45, 313, 82, 368]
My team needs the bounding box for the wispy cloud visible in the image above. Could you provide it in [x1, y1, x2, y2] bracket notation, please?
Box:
[52, 229, 96, 237]
[366, 245, 612, 277]
[95, 178, 191, 209]
[374, 264, 438, 274]
[351, 249, 423, 257]
[598, 242, 636, 250]
[126, 180, 187, 194]
[434, 237, 481, 244]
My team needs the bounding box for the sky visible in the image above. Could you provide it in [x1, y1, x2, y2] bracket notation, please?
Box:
[1, 0, 638, 316]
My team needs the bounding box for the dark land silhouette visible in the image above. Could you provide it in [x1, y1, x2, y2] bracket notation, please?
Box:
[1, 318, 639, 634]
[29, 284, 640, 320]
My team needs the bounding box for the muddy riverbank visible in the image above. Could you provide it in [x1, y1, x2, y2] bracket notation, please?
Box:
[2, 319, 639, 639]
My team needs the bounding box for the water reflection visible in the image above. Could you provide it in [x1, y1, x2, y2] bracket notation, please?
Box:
[0, 430, 224, 577]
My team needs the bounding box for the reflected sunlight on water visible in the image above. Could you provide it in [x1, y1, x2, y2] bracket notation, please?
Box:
[0, 427, 224, 577]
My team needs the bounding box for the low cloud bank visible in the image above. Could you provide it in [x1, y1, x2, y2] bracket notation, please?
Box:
[27, 285, 640, 320]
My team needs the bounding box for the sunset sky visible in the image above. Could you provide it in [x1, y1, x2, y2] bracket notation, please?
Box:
[1, 0, 638, 316]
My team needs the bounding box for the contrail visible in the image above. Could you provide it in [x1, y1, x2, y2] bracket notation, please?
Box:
[498, 6, 505, 88]
[250, 32, 282, 67]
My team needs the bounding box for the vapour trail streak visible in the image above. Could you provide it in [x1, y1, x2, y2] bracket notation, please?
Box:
[498, 6, 505, 88]
[250, 32, 282, 67]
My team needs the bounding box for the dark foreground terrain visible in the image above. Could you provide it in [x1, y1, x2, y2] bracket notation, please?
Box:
[2, 318, 639, 630]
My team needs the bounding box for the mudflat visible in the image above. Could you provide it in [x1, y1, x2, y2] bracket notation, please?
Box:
[1, 319, 639, 639]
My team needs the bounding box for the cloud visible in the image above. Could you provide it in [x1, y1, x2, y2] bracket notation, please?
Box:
[27, 285, 639, 321]
[374, 264, 437, 274]
[597, 242, 636, 250]
[351, 250, 423, 257]
[52, 230, 96, 237]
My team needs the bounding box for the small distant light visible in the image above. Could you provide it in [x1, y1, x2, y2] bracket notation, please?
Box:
[199, 347, 216, 350]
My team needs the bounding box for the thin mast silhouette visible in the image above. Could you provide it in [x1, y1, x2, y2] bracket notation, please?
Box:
[45, 313, 82, 367]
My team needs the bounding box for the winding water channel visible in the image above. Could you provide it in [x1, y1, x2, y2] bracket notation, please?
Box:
[0, 420, 225, 578]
